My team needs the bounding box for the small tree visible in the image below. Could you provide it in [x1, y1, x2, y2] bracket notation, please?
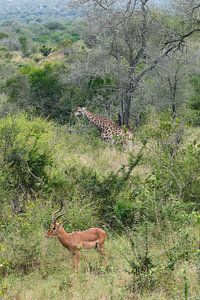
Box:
[0, 32, 9, 40]
[39, 45, 54, 57]
[19, 36, 30, 57]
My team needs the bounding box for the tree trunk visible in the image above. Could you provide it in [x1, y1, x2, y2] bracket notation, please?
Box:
[120, 93, 132, 126]
[172, 103, 176, 120]
[119, 75, 137, 127]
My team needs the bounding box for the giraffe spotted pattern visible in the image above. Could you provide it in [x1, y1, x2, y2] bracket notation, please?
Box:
[74, 107, 133, 143]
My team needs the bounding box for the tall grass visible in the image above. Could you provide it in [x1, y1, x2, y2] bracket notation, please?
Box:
[1, 223, 199, 299]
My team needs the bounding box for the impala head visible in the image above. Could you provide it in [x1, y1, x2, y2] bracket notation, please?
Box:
[74, 106, 86, 117]
[46, 201, 64, 238]
[46, 221, 63, 237]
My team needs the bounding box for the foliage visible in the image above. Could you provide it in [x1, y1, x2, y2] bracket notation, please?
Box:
[19, 35, 30, 57]
[45, 21, 65, 31]
[0, 5, 200, 299]
[5, 63, 84, 123]
[39, 45, 54, 57]
[0, 32, 9, 40]
[0, 110, 200, 299]
[0, 114, 55, 212]
[189, 75, 200, 125]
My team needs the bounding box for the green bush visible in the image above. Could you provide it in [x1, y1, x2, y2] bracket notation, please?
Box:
[0, 114, 55, 212]
[5, 63, 84, 123]
[0, 32, 9, 40]
[188, 75, 200, 126]
[39, 45, 54, 57]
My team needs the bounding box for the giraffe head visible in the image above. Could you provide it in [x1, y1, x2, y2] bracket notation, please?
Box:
[74, 107, 87, 117]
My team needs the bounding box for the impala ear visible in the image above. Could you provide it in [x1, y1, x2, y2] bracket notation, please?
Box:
[58, 223, 63, 229]
[61, 220, 68, 226]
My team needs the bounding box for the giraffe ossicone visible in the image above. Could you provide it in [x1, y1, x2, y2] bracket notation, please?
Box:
[74, 107, 133, 144]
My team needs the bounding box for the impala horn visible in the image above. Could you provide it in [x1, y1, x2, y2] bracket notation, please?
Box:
[52, 200, 64, 223]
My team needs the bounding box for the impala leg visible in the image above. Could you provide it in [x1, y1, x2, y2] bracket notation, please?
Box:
[76, 251, 80, 271]
[97, 244, 107, 268]
[72, 252, 76, 269]
[73, 251, 80, 271]
[97, 244, 104, 255]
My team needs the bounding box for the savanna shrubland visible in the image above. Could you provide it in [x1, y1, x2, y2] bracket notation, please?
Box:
[0, 112, 200, 299]
[1, 3, 200, 298]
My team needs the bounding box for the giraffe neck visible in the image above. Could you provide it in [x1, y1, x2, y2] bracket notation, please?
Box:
[80, 109, 133, 142]
[84, 110, 106, 130]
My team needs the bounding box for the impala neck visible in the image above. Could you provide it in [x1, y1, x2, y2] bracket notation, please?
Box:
[57, 226, 70, 246]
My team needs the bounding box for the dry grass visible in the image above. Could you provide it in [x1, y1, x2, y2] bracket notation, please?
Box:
[53, 131, 154, 177]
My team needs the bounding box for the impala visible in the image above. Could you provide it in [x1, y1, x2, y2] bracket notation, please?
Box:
[46, 202, 107, 271]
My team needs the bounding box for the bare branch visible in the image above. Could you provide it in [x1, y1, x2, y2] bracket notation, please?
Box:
[164, 28, 200, 48]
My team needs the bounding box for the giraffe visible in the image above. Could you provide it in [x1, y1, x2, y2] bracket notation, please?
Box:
[74, 107, 133, 143]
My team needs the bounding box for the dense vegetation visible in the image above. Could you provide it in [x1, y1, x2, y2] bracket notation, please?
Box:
[0, 1, 200, 299]
[0, 0, 75, 22]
